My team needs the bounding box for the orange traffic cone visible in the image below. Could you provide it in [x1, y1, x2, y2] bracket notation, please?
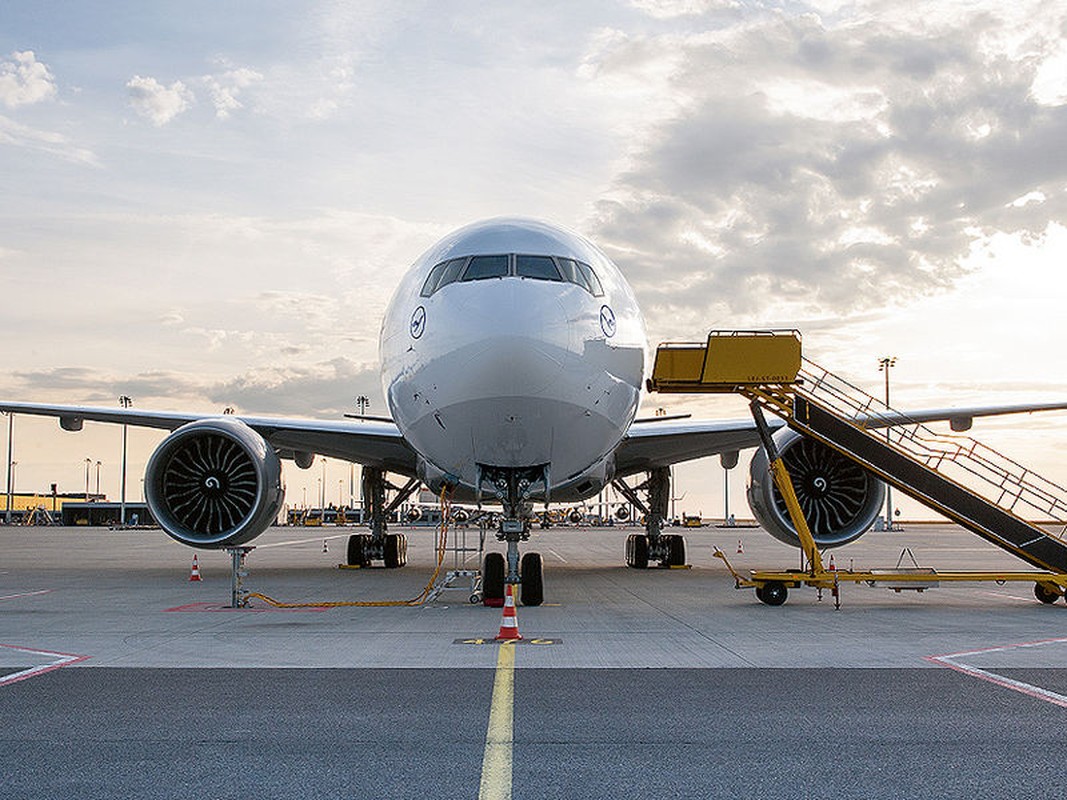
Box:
[189, 554, 202, 582]
[322, 539, 328, 553]
[495, 584, 523, 641]
[736, 539, 744, 554]
[828, 554, 836, 572]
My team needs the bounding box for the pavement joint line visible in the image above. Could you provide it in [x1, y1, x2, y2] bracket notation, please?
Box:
[924, 636, 1067, 708]
[478, 640, 515, 800]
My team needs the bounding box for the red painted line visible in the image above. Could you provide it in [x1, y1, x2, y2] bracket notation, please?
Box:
[0, 643, 90, 688]
[925, 637, 1067, 709]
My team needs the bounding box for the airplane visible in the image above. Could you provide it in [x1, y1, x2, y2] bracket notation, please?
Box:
[3, 217, 1066, 606]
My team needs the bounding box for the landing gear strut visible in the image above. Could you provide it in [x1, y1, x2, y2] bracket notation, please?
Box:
[615, 467, 687, 568]
[345, 467, 418, 568]
[479, 465, 546, 607]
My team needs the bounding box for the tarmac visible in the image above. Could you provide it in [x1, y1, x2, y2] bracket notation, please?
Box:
[2, 522, 1066, 798]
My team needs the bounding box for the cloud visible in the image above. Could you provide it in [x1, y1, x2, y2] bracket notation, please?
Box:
[586, 7, 1067, 321]
[206, 357, 385, 417]
[629, 0, 738, 18]
[8, 359, 385, 419]
[0, 51, 56, 108]
[0, 115, 100, 165]
[126, 75, 193, 126]
[203, 66, 263, 119]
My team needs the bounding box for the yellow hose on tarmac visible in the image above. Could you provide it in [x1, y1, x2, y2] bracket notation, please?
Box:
[246, 487, 454, 608]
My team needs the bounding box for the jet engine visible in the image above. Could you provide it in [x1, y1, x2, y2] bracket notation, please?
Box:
[405, 506, 423, 522]
[747, 429, 884, 549]
[145, 418, 284, 548]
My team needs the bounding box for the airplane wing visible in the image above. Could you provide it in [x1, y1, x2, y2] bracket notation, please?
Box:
[614, 400, 1067, 476]
[0, 401, 419, 475]
[614, 417, 780, 476]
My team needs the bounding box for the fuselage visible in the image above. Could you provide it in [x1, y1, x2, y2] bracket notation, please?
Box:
[379, 218, 646, 503]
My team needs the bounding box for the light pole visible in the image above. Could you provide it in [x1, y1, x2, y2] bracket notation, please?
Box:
[95, 461, 102, 498]
[119, 395, 132, 524]
[320, 458, 327, 509]
[354, 396, 369, 506]
[878, 356, 897, 531]
[84, 457, 92, 501]
[4, 412, 12, 524]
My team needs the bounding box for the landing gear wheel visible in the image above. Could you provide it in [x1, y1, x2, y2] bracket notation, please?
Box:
[759, 581, 788, 606]
[666, 534, 687, 567]
[754, 585, 766, 603]
[346, 533, 370, 567]
[520, 552, 544, 607]
[625, 533, 649, 569]
[483, 552, 506, 606]
[1034, 582, 1060, 605]
[383, 533, 407, 568]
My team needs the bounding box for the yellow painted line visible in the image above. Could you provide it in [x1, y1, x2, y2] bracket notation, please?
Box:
[478, 642, 515, 800]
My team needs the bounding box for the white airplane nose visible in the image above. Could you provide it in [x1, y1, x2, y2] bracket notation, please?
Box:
[453, 282, 572, 397]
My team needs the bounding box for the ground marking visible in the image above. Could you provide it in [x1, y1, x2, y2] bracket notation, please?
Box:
[926, 637, 1067, 709]
[548, 549, 568, 564]
[478, 641, 515, 800]
[0, 644, 90, 688]
[0, 590, 52, 602]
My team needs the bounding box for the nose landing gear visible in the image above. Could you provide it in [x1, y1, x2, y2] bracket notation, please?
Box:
[478, 465, 547, 606]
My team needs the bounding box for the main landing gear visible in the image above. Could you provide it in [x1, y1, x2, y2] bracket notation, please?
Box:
[614, 467, 687, 569]
[346, 467, 419, 569]
[478, 465, 546, 607]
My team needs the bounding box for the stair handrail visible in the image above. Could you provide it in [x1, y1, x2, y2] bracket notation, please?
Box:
[797, 359, 1067, 533]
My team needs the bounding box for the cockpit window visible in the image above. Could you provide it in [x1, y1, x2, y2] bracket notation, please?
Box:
[421, 253, 605, 296]
[576, 260, 604, 296]
[557, 257, 603, 296]
[462, 254, 510, 281]
[433, 257, 467, 292]
[515, 254, 562, 281]
[557, 258, 591, 293]
[420, 257, 467, 297]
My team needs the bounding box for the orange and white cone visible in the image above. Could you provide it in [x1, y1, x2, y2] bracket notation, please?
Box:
[189, 554, 202, 582]
[736, 539, 744, 554]
[322, 539, 329, 553]
[828, 554, 836, 572]
[495, 583, 523, 641]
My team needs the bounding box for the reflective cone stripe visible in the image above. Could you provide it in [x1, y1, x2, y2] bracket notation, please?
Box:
[189, 554, 202, 582]
[495, 584, 522, 641]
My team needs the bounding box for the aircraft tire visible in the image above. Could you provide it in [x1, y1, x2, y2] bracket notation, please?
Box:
[625, 533, 649, 569]
[483, 552, 506, 606]
[520, 552, 544, 607]
[347, 534, 370, 567]
[383, 533, 405, 568]
[666, 534, 686, 566]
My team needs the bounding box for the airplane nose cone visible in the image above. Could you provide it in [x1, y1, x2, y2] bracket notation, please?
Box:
[454, 283, 571, 397]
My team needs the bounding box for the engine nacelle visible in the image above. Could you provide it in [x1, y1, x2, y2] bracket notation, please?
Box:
[145, 417, 284, 548]
[567, 508, 584, 524]
[747, 429, 885, 549]
[614, 505, 631, 520]
[405, 506, 423, 522]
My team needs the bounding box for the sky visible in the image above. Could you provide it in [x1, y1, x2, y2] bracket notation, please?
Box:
[2, 0, 1066, 521]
